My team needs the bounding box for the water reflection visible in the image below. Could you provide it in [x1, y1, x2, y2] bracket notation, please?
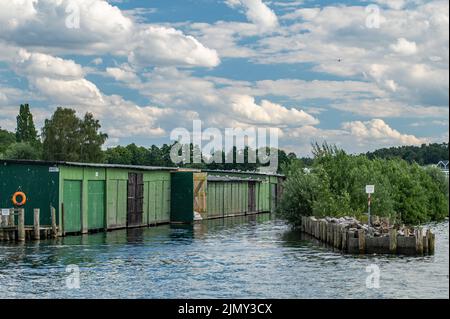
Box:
[0, 214, 448, 299]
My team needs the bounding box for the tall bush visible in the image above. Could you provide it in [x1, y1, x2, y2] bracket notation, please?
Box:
[278, 147, 449, 226]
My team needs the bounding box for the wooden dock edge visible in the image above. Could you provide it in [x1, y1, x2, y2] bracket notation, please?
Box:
[300, 216, 435, 256]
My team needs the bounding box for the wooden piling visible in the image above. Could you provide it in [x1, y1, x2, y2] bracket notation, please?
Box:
[423, 230, 429, 254]
[336, 225, 343, 249]
[428, 231, 435, 255]
[334, 225, 338, 248]
[358, 229, 365, 254]
[33, 208, 40, 240]
[316, 221, 320, 238]
[415, 228, 423, 255]
[51, 206, 57, 238]
[18, 208, 25, 242]
[322, 221, 326, 241]
[8, 211, 15, 241]
[389, 228, 397, 254]
[0, 216, 5, 241]
[327, 223, 332, 245]
[341, 228, 348, 252]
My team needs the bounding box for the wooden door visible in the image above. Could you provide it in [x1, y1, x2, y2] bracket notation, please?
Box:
[127, 173, 144, 227]
[248, 182, 256, 213]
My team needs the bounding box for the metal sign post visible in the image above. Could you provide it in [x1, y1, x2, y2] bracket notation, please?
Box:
[365, 185, 375, 231]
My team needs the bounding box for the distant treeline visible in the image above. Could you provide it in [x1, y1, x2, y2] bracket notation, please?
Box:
[366, 143, 449, 166]
[0, 105, 305, 173]
[104, 143, 300, 173]
[0, 105, 448, 174]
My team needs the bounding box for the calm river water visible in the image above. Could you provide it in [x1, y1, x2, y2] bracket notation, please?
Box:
[0, 214, 448, 299]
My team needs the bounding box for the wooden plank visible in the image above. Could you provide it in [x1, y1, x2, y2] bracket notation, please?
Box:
[18, 208, 25, 242]
[358, 229, 365, 254]
[33, 208, 40, 240]
[341, 227, 347, 252]
[0, 216, 6, 241]
[51, 206, 57, 238]
[428, 231, 435, 255]
[389, 228, 397, 254]
[415, 228, 423, 255]
[8, 212, 15, 241]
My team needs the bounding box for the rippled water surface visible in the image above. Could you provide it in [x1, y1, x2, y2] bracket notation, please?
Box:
[0, 214, 448, 299]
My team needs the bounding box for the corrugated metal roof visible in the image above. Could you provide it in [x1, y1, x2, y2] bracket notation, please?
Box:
[202, 169, 284, 177]
[0, 159, 285, 177]
[207, 175, 262, 183]
[0, 159, 175, 171]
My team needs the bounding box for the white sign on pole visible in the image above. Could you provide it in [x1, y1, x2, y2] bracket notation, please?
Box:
[366, 185, 375, 194]
[1, 209, 10, 216]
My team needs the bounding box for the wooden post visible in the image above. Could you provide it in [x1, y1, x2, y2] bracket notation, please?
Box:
[341, 228, 348, 252]
[320, 221, 324, 241]
[426, 229, 434, 255]
[8, 210, 15, 241]
[18, 208, 25, 242]
[415, 227, 423, 255]
[33, 208, 40, 240]
[358, 229, 365, 254]
[315, 221, 319, 238]
[328, 223, 332, 245]
[423, 230, 429, 254]
[0, 215, 5, 241]
[3, 215, 10, 241]
[428, 230, 435, 255]
[337, 226, 342, 249]
[334, 225, 339, 248]
[389, 228, 397, 254]
[51, 206, 57, 238]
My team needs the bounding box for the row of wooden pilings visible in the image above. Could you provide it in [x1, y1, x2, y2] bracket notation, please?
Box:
[300, 216, 435, 255]
[0, 207, 58, 242]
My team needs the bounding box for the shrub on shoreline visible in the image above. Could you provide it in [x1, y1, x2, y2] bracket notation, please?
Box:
[278, 145, 449, 226]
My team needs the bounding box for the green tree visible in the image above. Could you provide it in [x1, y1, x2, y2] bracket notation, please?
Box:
[2, 142, 40, 160]
[42, 108, 82, 161]
[16, 104, 39, 145]
[104, 146, 133, 164]
[42, 107, 107, 162]
[79, 113, 108, 163]
[0, 128, 16, 154]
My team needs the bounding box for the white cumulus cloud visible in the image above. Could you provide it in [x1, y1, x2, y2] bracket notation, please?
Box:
[342, 119, 426, 145]
[226, 0, 279, 31]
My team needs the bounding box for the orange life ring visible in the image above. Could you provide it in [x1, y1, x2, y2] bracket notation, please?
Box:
[12, 191, 27, 206]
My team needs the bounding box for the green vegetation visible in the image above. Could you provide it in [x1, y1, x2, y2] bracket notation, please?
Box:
[16, 104, 39, 146]
[0, 128, 16, 154]
[366, 143, 449, 165]
[2, 142, 40, 160]
[1, 105, 107, 162]
[41, 107, 107, 162]
[279, 143, 449, 226]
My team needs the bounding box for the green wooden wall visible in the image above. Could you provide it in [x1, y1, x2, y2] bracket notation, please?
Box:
[59, 166, 172, 233]
[0, 161, 59, 226]
[143, 172, 171, 225]
[207, 181, 251, 218]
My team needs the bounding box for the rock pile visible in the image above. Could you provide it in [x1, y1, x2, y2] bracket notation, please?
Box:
[313, 216, 412, 238]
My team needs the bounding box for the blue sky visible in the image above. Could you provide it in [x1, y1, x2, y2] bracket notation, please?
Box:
[0, 0, 448, 156]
